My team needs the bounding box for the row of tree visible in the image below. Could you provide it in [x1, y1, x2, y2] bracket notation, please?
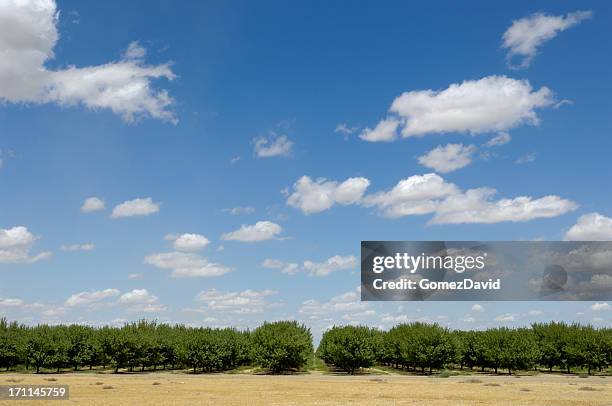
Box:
[2, 319, 610, 375]
[317, 322, 611, 375]
[0, 319, 313, 374]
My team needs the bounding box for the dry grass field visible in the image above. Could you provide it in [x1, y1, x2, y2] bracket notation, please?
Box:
[0, 372, 610, 406]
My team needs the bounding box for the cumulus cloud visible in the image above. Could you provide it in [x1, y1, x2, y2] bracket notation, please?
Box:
[65, 288, 119, 307]
[118, 289, 166, 312]
[223, 207, 255, 215]
[299, 288, 367, 316]
[565, 213, 612, 241]
[485, 132, 511, 147]
[471, 304, 485, 313]
[111, 197, 160, 218]
[60, 243, 94, 252]
[80, 197, 105, 213]
[360, 173, 577, 223]
[502, 11, 593, 69]
[0, 226, 52, 264]
[431, 187, 577, 225]
[123, 41, 146, 60]
[590, 302, 610, 311]
[221, 221, 282, 242]
[145, 251, 232, 278]
[303, 255, 357, 277]
[286, 176, 370, 214]
[261, 259, 300, 275]
[362, 173, 458, 218]
[0, 0, 176, 122]
[195, 288, 277, 314]
[334, 123, 358, 136]
[285, 172, 576, 224]
[253, 134, 293, 157]
[165, 233, 210, 252]
[364, 76, 554, 140]
[0, 297, 25, 308]
[418, 144, 477, 173]
[359, 118, 400, 142]
[494, 313, 516, 322]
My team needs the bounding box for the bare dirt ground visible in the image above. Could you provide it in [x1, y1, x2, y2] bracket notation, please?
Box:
[0, 372, 610, 405]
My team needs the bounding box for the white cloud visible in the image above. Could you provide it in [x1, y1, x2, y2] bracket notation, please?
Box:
[0, 226, 52, 264]
[60, 243, 94, 252]
[166, 233, 210, 252]
[366, 76, 554, 139]
[261, 259, 300, 275]
[335, 123, 358, 136]
[485, 132, 511, 147]
[286, 176, 370, 214]
[590, 302, 610, 312]
[471, 304, 485, 313]
[111, 197, 160, 218]
[494, 313, 516, 322]
[299, 288, 367, 316]
[221, 221, 282, 242]
[359, 118, 400, 142]
[0, 0, 176, 122]
[360, 173, 577, 223]
[287, 172, 577, 225]
[362, 173, 458, 218]
[303, 255, 357, 277]
[65, 288, 119, 307]
[502, 11, 593, 69]
[123, 41, 146, 60]
[253, 134, 293, 157]
[118, 289, 166, 312]
[195, 288, 277, 314]
[80, 197, 105, 213]
[565, 213, 612, 241]
[144, 251, 232, 278]
[223, 207, 256, 215]
[515, 153, 536, 164]
[418, 144, 477, 173]
[128, 272, 143, 280]
[431, 187, 577, 225]
[0, 297, 25, 308]
[527, 310, 543, 316]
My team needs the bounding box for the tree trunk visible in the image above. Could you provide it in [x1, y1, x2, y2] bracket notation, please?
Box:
[494, 367, 497, 374]
[36, 365, 40, 374]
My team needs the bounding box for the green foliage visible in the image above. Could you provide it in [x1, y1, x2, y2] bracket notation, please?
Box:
[0, 319, 610, 376]
[383, 323, 455, 374]
[317, 326, 378, 374]
[251, 321, 313, 373]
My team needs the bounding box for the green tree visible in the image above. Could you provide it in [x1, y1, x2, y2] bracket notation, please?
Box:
[251, 321, 313, 373]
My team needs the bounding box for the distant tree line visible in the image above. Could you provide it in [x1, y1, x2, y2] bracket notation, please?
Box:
[317, 322, 612, 375]
[0, 319, 312, 374]
[1, 319, 610, 375]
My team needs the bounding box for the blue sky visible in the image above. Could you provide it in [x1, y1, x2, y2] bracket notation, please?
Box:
[0, 0, 610, 339]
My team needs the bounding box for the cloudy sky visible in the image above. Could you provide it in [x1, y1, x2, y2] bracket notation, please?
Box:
[0, 0, 610, 339]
